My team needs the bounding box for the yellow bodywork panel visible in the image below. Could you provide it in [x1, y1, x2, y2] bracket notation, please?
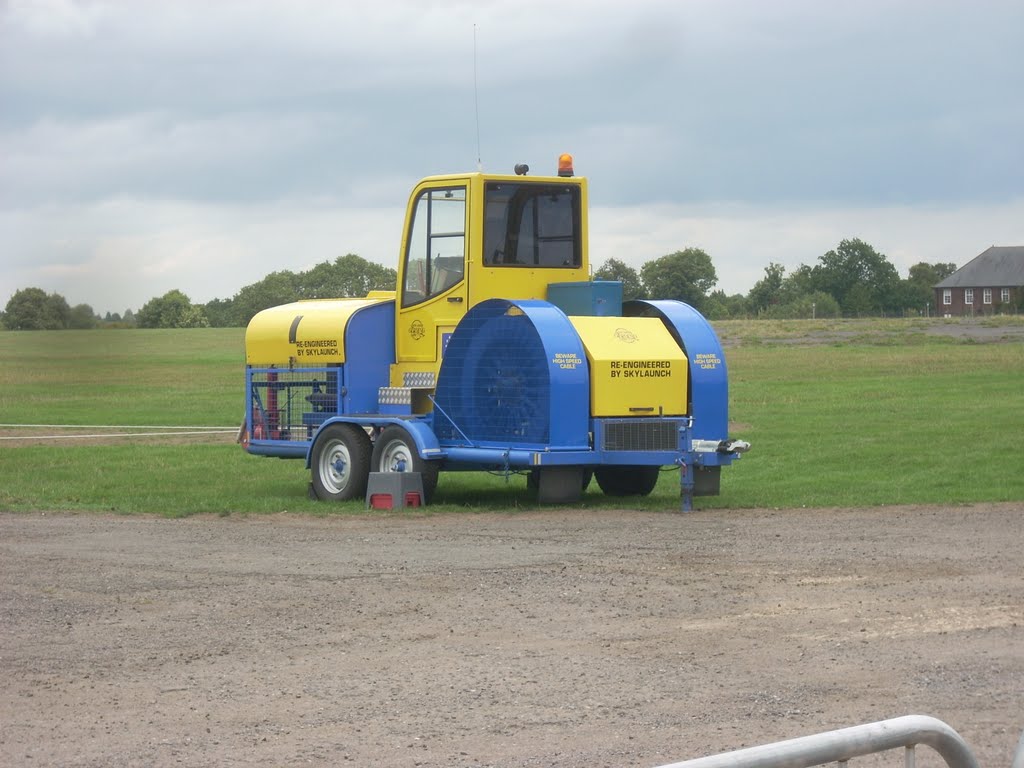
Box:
[245, 298, 387, 366]
[569, 316, 688, 417]
[469, 265, 589, 307]
[393, 172, 590, 370]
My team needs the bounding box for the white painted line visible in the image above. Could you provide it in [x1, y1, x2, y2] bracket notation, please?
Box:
[0, 430, 237, 441]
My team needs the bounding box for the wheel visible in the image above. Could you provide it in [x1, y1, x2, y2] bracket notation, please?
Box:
[310, 424, 371, 501]
[594, 465, 661, 497]
[533, 467, 585, 505]
[371, 425, 439, 503]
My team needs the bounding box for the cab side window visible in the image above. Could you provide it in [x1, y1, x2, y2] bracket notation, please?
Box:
[403, 187, 466, 306]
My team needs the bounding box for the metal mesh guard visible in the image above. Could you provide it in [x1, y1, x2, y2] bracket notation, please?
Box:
[434, 309, 550, 445]
[602, 419, 680, 452]
[250, 369, 337, 441]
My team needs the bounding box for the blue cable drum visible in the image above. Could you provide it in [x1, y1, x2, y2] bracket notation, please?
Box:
[434, 299, 590, 450]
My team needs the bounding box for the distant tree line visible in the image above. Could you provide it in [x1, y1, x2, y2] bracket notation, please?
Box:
[0, 241, 984, 330]
[595, 239, 960, 320]
[202, 253, 397, 328]
[0, 287, 137, 330]
[1, 254, 395, 330]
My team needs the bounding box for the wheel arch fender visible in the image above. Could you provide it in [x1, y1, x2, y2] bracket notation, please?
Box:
[306, 417, 443, 468]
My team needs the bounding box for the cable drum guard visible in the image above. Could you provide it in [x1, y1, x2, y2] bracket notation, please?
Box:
[433, 299, 590, 450]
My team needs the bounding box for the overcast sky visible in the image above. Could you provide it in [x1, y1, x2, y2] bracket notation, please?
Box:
[2, 0, 1022, 315]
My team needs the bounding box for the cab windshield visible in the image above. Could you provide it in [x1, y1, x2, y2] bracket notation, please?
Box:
[483, 182, 581, 268]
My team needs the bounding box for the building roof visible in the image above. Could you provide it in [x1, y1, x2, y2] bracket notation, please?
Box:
[936, 246, 1024, 288]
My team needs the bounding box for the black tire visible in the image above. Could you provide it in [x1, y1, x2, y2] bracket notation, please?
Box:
[594, 465, 661, 497]
[310, 424, 371, 501]
[371, 425, 440, 503]
[533, 466, 585, 505]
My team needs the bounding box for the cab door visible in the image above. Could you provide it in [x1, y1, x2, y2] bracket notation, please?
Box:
[395, 181, 469, 368]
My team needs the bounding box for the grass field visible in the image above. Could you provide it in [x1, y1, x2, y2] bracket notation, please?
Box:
[1, 318, 1022, 516]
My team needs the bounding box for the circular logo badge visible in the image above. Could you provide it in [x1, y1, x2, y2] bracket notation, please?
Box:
[409, 320, 426, 340]
[614, 328, 638, 343]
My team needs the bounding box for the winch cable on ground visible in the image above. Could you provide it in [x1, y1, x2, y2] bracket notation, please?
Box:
[0, 424, 237, 441]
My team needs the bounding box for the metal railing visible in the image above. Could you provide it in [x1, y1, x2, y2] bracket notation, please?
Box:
[654, 715, 1023, 768]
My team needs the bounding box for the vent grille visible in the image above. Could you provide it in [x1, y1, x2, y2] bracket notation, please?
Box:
[602, 420, 680, 452]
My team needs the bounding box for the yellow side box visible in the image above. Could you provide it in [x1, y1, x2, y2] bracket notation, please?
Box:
[569, 316, 688, 417]
[245, 298, 388, 366]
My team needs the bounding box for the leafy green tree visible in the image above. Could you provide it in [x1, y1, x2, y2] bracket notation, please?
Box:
[203, 297, 237, 327]
[764, 290, 840, 319]
[895, 277, 947, 316]
[298, 254, 397, 299]
[703, 291, 750, 320]
[593, 258, 647, 300]
[4, 287, 51, 329]
[804, 291, 841, 319]
[68, 304, 98, 329]
[908, 261, 957, 286]
[747, 262, 786, 314]
[843, 282, 874, 316]
[225, 256, 397, 325]
[4, 287, 71, 329]
[901, 261, 958, 313]
[777, 264, 816, 305]
[640, 248, 718, 310]
[48, 293, 71, 328]
[810, 239, 900, 315]
[137, 290, 209, 328]
[231, 271, 300, 325]
[751, 264, 843, 318]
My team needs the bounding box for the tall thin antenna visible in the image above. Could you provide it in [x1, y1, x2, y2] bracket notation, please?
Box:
[473, 23, 482, 171]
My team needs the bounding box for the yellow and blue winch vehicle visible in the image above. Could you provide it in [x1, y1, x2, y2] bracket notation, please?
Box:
[242, 155, 749, 508]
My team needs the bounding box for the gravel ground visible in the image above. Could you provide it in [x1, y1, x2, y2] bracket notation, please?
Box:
[1, 504, 1022, 768]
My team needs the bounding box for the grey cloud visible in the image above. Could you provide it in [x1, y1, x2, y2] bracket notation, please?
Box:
[4, 1, 1020, 209]
[1, 0, 1021, 311]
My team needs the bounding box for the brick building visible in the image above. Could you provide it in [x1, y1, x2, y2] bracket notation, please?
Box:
[934, 246, 1024, 316]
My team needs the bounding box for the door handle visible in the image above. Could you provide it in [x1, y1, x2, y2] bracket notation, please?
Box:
[447, 296, 464, 303]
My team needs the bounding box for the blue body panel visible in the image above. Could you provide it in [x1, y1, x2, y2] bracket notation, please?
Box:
[246, 441, 308, 459]
[342, 301, 395, 414]
[624, 299, 730, 444]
